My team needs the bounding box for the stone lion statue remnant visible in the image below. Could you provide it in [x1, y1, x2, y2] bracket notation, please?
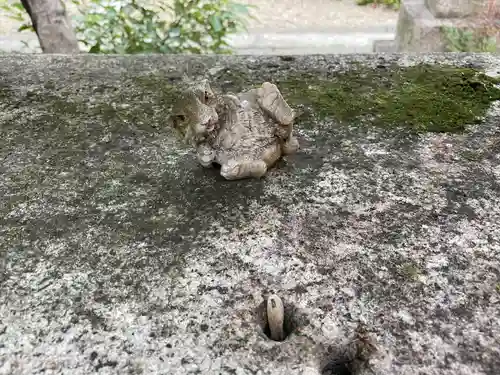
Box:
[167, 76, 300, 180]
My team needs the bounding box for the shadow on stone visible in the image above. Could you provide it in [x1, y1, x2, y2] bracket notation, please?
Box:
[320, 353, 355, 375]
[320, 323, 384, 375]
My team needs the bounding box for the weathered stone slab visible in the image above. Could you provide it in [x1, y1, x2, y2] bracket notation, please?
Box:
[0, 54, 500, 375]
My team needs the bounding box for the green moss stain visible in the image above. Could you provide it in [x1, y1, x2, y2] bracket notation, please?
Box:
[278, 64, 500, 133]
[209, 63, 500, 133]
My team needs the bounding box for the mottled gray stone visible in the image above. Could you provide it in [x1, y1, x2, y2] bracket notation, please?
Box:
[0, 54, 500, 375]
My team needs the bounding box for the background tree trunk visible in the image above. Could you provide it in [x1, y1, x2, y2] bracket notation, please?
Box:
[20, 0, 80, 53]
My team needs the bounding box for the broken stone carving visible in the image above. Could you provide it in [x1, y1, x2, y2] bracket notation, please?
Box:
[167, 76, 300, 180]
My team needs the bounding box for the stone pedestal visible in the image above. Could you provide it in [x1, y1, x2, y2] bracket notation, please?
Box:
[374, 0, 499, 53]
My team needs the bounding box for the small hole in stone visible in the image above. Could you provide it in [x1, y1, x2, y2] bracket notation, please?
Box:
[320, 354, 354, 375]
[255, 294, 307, 342]
[320, 323, 381, 375]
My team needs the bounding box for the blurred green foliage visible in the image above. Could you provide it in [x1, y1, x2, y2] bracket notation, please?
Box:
[0, 1, 29, 25]
[0, 0, 254, 54]
[441, 26, 497, 52]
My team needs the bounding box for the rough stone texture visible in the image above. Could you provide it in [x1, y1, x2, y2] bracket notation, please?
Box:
[1, 53, 500, 375]
[395, 0, 499, 52]
[426, 0, 487, 18]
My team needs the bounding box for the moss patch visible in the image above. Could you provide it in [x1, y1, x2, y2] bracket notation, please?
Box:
[278, 64, 500, 133]
[209, 63, 500, 133]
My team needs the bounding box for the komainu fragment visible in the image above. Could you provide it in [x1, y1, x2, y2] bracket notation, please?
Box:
[167, 76, 300, 180]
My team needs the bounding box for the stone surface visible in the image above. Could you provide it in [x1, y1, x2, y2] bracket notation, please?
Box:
[426, 0, 488, 18]
[1, 54, 500, 375]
